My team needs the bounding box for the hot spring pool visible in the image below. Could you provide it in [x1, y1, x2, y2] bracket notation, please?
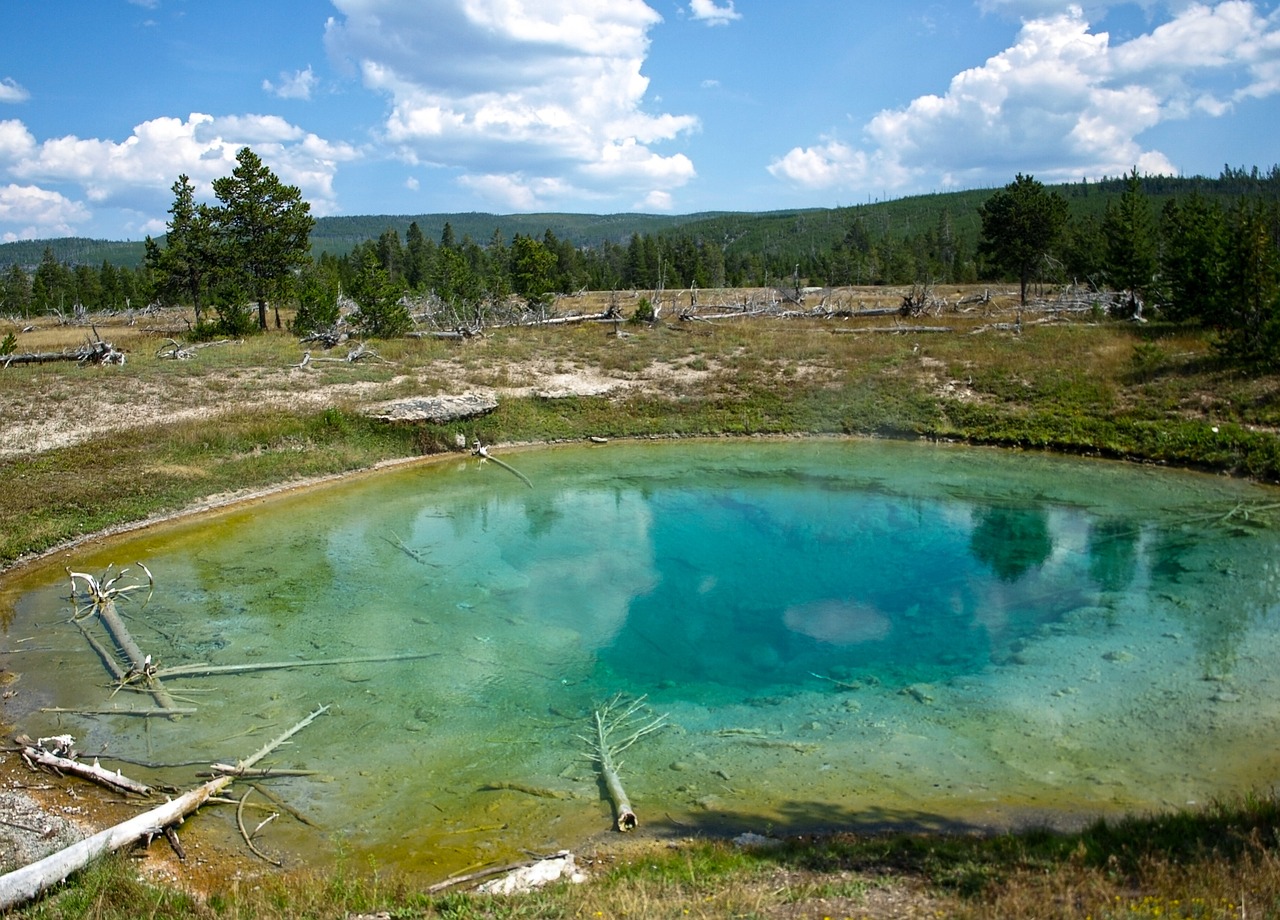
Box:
[3, 439, 1280, 878]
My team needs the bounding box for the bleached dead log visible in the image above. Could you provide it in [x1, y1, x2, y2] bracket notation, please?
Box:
[153, 651, 436, 680]
[580, 694, 666, 832]
[831, 325, 955, 335]
[521, 311, 614, 326]
[155, 338, 235, 360]
[17, 736, 152, 796]
[2, 339, 124, 367]
[472, 439, 534, 489]
[0, 705, 329, 911]
[68, 566, 180, 717]
[303, 341, 394, 365]
[40, 707, 197, 717]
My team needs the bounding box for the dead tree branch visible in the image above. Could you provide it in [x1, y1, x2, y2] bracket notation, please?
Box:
[15, 735, 152, 797]
[472, 439, 534, 489]
[67, 565, 181, 717]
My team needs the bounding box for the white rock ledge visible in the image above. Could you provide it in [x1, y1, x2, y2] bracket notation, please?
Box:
[365, 393, 498, 423]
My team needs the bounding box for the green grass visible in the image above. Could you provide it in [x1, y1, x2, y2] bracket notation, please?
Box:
[9, 794, 1280, 919]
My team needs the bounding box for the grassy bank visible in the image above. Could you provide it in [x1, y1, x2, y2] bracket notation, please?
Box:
[3, 292, 1280, 918]
[9, 793, 1280, 919]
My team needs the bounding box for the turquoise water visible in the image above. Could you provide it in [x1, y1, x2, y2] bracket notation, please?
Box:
[3, 439, 1280, 877]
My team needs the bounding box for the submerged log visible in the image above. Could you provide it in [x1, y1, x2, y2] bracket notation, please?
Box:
[68, 567, 181, 717]
[581, 695, 666, 832]
[153, 651, 437, 680]
[472, 439, 534, 489]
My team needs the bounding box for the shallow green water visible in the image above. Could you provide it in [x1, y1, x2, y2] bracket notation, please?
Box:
[4, 439, 1280, 878]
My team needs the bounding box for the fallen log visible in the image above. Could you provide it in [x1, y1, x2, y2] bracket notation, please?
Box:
[580, 694, 666, 832]
[472, 439, 534, 489]
[1, 337, 124, 367]
[0, 705, 329, 912]
[16, 736, 152, 797]
[830, 325, 954, 335]
[521, 311, 614, 326]
[153, 651, 437, 680]
[68, 567, 182, 717]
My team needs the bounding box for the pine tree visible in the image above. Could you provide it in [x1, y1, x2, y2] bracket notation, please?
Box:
[978, 174, 1068, 306]
[1102, 168, 1158, 311]
[211, 147, 315, 330]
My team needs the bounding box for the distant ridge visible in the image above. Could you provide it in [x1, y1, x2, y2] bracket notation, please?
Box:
[2, 170, 1274, 269]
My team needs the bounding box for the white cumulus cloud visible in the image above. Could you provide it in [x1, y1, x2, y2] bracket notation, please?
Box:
[688, 0, 741, 27]
[0, 78, 30, 104]
[0, 184, 91, 240]
[769, 2, 1278, 196]
[0, 112, 361, 239]
[263, 66, 319, 101]
[325, 0, 698, 210]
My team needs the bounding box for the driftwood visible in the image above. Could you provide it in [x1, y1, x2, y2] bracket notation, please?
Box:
[156, 338, 235, 360]
[152, 651, 436, 680]
[236, 788, 281, 866]
[299, 341, 393, 366]
[2, 338, 125, 367]
[472, 439, 534, 489]
[580, 694, 666, 832]
[16, 735, 152, 797]
[0, 705, 329, 911]
[408, 324, 484, 340]
[68, 566, 181, 717]
[831, 325, 954, 335]
[520, 310, 618, 327]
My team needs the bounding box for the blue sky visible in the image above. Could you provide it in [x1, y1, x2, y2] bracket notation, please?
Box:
[1, 0, 1278, 241]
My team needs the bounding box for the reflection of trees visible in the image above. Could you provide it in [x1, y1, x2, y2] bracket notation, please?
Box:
[1087, 518, 1140, 593]
[969, 506, 1053, 583]
[1148, 527, 1280, 677]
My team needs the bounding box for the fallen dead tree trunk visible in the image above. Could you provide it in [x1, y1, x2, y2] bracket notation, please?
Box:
[68, 566, 182, 717]
[17, 735, 152, 797]
[0, 706, 329, 912]
[472, 439, 534, 489]
[580, 694, 666, 832]
[153, 651, 437, 680]
[2, 339, 125, 367]
[831, 325, 954, 335]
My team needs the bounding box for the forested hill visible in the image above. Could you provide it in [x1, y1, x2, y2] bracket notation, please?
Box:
[2, 167, 1276, 270]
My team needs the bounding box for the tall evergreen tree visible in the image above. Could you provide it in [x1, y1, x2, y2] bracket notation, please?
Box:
[978, 174, 1069, 305]
[1102, 168, 1159, 309]
[349, 248, 411, 338]
[510, 234, 557, 307]
[145, 175, 219, 325]
[31, 247, 74, 314]
[2, 263, 32, 316]
[1159, 193, 1225, 324]
[1217, 199, 1280, 366]
[211, 147, 315, 330]
[404, 221, 434, 291]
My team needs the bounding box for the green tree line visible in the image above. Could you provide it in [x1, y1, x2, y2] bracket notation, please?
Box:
[4, 158, 1279, 365]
